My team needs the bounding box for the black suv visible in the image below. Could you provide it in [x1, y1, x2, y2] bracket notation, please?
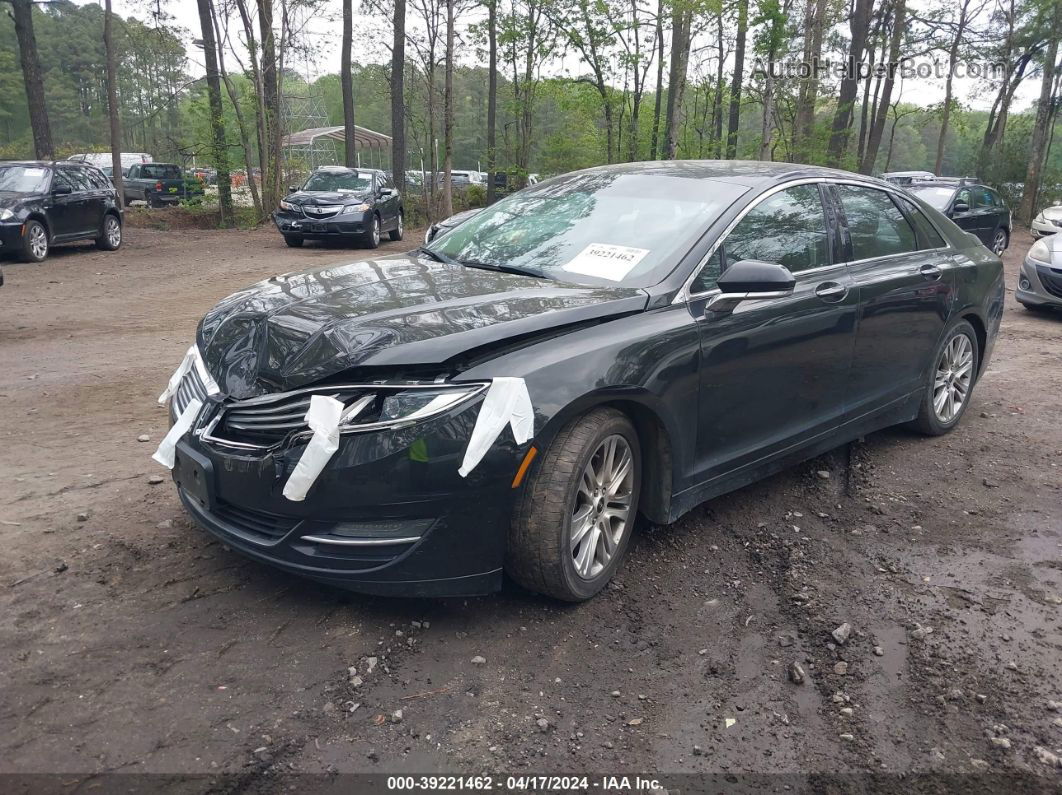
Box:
[273, 166, 403, 249]
[908, 179, 1011, 256]
[0, 161, 123, 263]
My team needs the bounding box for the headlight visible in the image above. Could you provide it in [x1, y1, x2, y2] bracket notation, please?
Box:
[341, 203, 370, 215]
[337, 383, 487, 432]
[1027, 238, 1052, 265]
[0, 208, 14, 221]
[279, 200, 297, 211]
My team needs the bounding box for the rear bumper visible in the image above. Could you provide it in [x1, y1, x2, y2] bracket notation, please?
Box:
[172, 399, 523, 597]
[273, 209, 372, 237]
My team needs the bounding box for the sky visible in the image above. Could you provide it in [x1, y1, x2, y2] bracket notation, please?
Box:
[99, 0, 1042, 114]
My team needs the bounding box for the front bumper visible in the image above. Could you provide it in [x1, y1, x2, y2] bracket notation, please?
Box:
[273, 208, 372, 238]
[0, 220, 26, 249]
[1015, 258, 1062, 308]
[172, 398, 523, 596]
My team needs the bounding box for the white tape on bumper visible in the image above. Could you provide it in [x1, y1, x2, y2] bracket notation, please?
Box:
[158, 346, 196, 405]
[152, 398, 204, 469]
[458, 377, 534, 478]
[282, 395, 345, 502]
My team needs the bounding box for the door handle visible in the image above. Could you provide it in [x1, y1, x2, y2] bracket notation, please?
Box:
[815, 281, 848, 302]
[920, 264, 943, 281]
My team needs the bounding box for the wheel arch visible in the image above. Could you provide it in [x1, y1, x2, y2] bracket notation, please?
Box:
[959, 311, 987, 377]
[25, 212, 51, 240]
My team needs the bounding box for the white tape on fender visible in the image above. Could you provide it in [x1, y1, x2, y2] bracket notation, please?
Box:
[158, 346, 197, 405]
[458, 377, 534, 477]
[152, 398, 203, 469]
[282, 395, 345, 502]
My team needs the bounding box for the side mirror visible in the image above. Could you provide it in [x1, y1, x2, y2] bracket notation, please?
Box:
[953, 202, 969, 213]
[52, 183, 72, 196]
[706, 259, 795, 315]
[288, 185, 297, 194]
[378, 187, 394, 197]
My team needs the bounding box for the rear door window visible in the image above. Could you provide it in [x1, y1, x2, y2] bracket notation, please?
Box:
[836, 185, 918, 261]
[141, 164, 182, 180]
[897, 196, 947, 249]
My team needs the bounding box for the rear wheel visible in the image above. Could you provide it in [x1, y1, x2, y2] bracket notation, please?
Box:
[507, 408, 641, 601]
[363, 214, 381, 249]
[95, 214, 122, 250]
[991, 228, 1008, 256]
[283, 234, 304, 248]
[911, 320, 979, 436]
[389, 211, 404, 242]
[20, 220, 48, 263]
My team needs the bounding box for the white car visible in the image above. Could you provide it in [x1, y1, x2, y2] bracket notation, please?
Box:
[1031, 202, 1062, 238]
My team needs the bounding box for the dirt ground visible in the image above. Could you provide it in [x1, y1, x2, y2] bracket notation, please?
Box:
[0, 224, 1060, 790]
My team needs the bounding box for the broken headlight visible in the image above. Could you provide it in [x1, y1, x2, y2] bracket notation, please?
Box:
[337, 383, 488, 432]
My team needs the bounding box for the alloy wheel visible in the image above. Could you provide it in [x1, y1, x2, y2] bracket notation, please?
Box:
[397, 213, 403, 237]
[372, 216, 381, 246]
[29, 224, 47, 260]
[106, 217, 121, 247]
[569, 434, 634, 580]
[992, 230, 1006, 256]
[932, 333, 974, 423]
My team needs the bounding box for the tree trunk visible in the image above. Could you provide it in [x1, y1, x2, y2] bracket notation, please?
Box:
[485, 0, 497, 203]
[257, 0, 282, 211]
[341, 0, 356, 167]
[234, 0, 268, 199]
[826, 0, 873, 165]
[934, 0, 972, 176]
[211, 0, 263, 216]
[663, 7, 691, 158]
[103, 0, 124, 206]
[861, 0, 904, 174]
[725, 0, 749, 159]
[197, 0, 233, 224]
[392, 0, 407, 192]
[712, 8, 725, 157]
[1017, 1, 1061, 224]
[649, 0, 666, 159]
[11, 0, 53, 160]
[793, 0, 827, 160]
[441, 0, 455, 218]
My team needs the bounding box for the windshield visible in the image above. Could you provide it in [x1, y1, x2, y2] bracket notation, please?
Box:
[0, 165, 51, 193]
[909, 186, 956, 210]
[303, 170, 372, 192]
[426, 171, 748, 288]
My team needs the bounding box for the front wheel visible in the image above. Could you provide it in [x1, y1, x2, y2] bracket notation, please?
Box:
[388, 212, 404, 242]
[507, 408, 641, 601]
[991, 228, 1008, 256]
[95, 214, 122, 250]
[283, 234, 304, 248]
[911, 320, 979, 436]
[20, 219, 49, 262]
[363, 214, 381, 249]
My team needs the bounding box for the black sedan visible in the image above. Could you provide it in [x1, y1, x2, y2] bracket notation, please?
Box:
[908, 179, 1011, 256]
[158, 161, 1002, 601]
[273, 166, 403, 249]
[0, 161, 122, 262]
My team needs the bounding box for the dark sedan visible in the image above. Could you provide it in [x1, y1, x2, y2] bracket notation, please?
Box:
[0, 161, 122, 262]
[273, 166, 403, 249]
[157, 162, 1002, 601]
[908, 179, 1011, 256]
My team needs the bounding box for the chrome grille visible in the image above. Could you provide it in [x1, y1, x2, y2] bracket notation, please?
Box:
[212, 388, 366, 447]
[301, 205, 342, 219]
[172, 364, 208, 418]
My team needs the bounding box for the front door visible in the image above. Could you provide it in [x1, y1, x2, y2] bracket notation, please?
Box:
[949, 186, 989, 244]
[691, 182, 857, 483]
[48, 169, 83, 239]
[832, 184, 953, 415]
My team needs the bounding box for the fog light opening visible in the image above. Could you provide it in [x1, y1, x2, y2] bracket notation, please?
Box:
[1019, 277, 1031, 290]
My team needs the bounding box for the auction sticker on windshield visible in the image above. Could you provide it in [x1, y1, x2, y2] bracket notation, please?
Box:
[562, 243, 649, 280]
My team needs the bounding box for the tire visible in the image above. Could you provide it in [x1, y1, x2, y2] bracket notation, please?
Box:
[507, 408, 642, 601]
[991, 228, 1008, 256]
[388, 211, 404, 242]
[20, 219, 48, 263]
[283, 235, 304, 248]
[95, 213, 122, 251]
[147, 193, 160, 209]
[910, 320, 980, 436]
[363, 213, 381, 249]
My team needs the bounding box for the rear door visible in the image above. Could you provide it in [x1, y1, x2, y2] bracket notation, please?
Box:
[833, 183, 954, 416]
[691, 181, 858, 482]
[75, 166, 108, 233]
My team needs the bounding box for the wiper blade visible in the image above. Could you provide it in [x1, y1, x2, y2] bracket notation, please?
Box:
[455, 258, 543, 279]
[414, 246, 450, 264]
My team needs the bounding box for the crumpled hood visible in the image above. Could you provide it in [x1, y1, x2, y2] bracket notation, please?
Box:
[197, 255, 648, 399]
[286, 190, 371, 205]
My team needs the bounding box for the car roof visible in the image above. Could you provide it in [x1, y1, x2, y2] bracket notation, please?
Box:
[553, 159, 888, 190]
